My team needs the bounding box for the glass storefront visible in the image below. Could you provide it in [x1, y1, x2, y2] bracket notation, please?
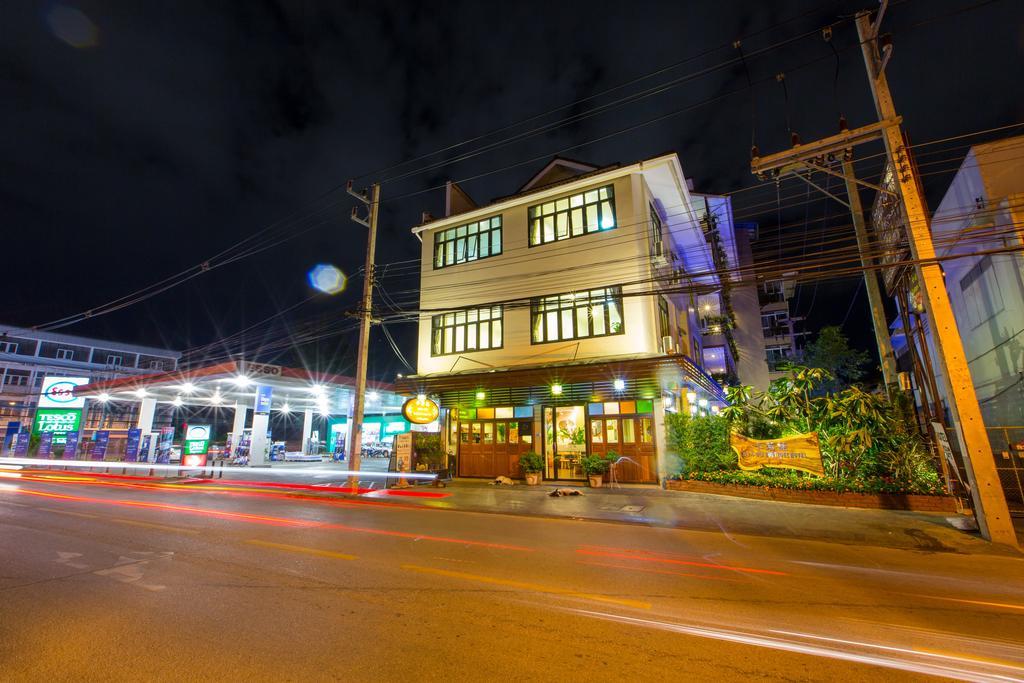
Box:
[542, 405, 587, 480]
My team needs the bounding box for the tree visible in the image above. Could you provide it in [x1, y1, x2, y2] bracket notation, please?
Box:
[801, 326, 869, 390]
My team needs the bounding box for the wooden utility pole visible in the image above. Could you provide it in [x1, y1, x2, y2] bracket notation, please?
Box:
[841, 157, 899, 389]
[347, 181, 381, 486]
[855, 8, 1016, 547]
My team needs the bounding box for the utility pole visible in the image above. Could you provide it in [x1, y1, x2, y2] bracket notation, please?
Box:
[855, 6, 1016, 547]
[346, 181, 381, 487]
[841, 156, 899, 389]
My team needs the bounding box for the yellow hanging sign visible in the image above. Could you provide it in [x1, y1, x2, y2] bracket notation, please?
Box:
[731, 432, 825, 476]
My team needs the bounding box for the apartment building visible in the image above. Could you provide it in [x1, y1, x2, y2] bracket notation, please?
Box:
[0, 324, 180, 424]
[691, 200, 771, 391]
[757, 277, 806, 383]
[395, 154, 727, 484]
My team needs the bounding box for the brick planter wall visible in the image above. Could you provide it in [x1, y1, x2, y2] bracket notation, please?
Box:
[666, 479, 957, 512]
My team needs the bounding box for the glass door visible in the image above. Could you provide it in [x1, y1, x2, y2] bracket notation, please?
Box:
[543, 405, 587, 480]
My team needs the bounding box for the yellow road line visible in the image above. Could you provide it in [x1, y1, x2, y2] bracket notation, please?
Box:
[914, 594, 1024, 612]
[245, 539, 357, 561]
[109, 517, 200, 534]
[401, 564, 651, 610]
[36, 506, 99, 519]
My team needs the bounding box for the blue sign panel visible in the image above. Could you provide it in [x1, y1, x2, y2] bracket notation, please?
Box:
[38, 432, 53, 459]
[93, 430, 110, 459]
[14, 432, 29, 456]
[3, 421, 20, 454]
[156, 427, 174, 464]
[63, 431, 80, 460]
[138, 434, 152, 463]
[254, 385, 273, 415]
[125, 428, 141, 462]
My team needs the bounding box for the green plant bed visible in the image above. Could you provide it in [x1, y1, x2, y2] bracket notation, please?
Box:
[678, 469, 946, 496]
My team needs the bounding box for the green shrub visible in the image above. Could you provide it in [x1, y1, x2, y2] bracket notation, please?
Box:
[581, 454, 613, 476]
[682, 468, 945, 495]
[665, 413, 734, 475]
[518, 451, 544, 474]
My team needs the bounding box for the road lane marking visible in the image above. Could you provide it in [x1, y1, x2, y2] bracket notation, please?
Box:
[911, 594, 1024, 612]
[36, 506, 99, 519]
[109, 518, 200, 535]
[245, 539, 357, 561]
[401, 564, 651, 609]
[575, 548, 788, 576]
[578, 560, 747, 583]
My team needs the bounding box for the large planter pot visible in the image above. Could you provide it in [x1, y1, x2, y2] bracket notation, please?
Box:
[588, 474, 603, 488]
[524, 472, 542, 486]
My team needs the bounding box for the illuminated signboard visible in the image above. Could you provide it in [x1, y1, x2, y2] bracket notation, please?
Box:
[731, 432, 824, 476]
[39, 376, 90, 409]
[402, 397, 439, 425]
[184, 424, 212, 457]
[32, 408, 82, 445]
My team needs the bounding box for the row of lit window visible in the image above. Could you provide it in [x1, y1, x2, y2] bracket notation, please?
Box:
[430, 287, 626, 356]
[432, 184, 617, 269]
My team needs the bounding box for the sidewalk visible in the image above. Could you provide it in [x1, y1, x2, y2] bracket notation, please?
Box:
[365, 478, 1023, 556]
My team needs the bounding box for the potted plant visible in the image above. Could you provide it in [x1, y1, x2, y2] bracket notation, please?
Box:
[518, 451, 544, 485]
[581, 454, 612, 488]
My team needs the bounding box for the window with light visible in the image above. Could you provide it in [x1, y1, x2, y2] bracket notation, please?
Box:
[431, 306, 503, 356]
[433, 216, 502, 268]
[528, 185, 616, 246]
[531, 286, 624, 343]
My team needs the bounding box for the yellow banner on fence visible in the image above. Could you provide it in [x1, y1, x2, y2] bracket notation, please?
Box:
[731, 432, 825, 477]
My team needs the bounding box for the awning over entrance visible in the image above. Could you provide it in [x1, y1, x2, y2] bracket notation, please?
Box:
[394, 353, 727, 406]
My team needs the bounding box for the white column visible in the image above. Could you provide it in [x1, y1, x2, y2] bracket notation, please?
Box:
[229, 402, 247, 455]
[342, 390, 354, 457]
[136, 397, 157, 462]
[653, 398, 669, 486]
[136, 397, 156, 433]
[301, 409, 314, 454]
[249, 412, 269, 466]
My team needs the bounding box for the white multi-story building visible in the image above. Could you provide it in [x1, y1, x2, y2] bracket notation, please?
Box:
[888, 135, 1024, 511]
[396, 154, 728, 484]
[0, 324, 180, 424]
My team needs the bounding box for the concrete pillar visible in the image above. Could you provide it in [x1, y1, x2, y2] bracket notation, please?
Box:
[136, 397, 156, 434]
[301, 409, 314, 454]
[229, 402, 247, 456]
[653, 397, 669, 485]
[135, 397, 157, 463]
[249, 412, 269, 466]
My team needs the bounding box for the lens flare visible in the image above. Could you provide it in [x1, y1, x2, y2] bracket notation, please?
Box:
[307, 264, 346, 295]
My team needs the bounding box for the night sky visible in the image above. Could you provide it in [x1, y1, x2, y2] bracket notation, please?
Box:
[4, 1, 1022, 381]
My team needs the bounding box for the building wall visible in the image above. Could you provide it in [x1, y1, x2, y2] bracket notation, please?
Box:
[415, 171, 680, 375]
[927, 140, 1024, 428]
[731, 224, 770, 390]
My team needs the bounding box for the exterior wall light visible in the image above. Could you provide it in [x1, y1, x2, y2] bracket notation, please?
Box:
[280, 404, 291, 414]
[698, 398, 709, 408]
[134, 388, 148, 398]
[417, 393, 427, 402]
[550, 383, 563, 396]
[475, 391, 486, 401]
[172, 397, 183, 407]
[180, 383, 196, 393]
[368, 391, 379, 401]
[685, 390, 697, 404]
[613, 379, 626, 392]
[97, 393, 110, 402]
[233, 375, 253, 388]
[689, 404, 698, 415]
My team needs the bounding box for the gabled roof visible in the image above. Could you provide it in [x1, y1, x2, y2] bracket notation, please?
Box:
[517, 156, 602, 193]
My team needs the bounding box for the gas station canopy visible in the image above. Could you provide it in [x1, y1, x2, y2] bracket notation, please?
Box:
[76, 359, 407, 414]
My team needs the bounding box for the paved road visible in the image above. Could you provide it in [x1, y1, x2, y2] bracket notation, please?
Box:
[2, 469, 1023, 681]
